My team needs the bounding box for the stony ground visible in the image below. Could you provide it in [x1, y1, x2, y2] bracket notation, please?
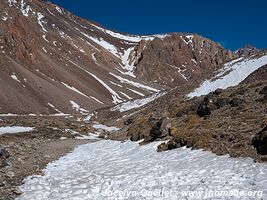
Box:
[0, 116, 92, 200]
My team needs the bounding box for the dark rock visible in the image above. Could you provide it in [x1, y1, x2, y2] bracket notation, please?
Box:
[157, 143, 169, 152]
[235, 45, 260, 57]
[259, 86, 267, 95]
[176, 110, 185, 118]
[197, 100, 211, 117]
[0, 146, 10, 158]
[0, 145, 10, 168]
[252, 126, 267, 155]
[213, 89, 223, 95]
[149, 117, 171, 139]
[196, 95, 229, 117]
[124, 118, 133, 126]
[0, 181, 5, 187]
[256, 95, 267, 103]
[229, 98, 244, 107]
[0, 158, 9, 168]
[157, 140, 182, 152]
[130, 133, 142, 141]
[149, 119, 163, 138]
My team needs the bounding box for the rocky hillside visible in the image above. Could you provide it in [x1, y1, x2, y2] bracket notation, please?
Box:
[91, 55, 267, 161]
[0, 0, 236, 115]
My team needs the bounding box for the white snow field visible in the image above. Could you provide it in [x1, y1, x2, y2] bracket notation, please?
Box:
[0, 126, 34, 135]
[111, 92, 166, 112]
[17, 140, 266, 200]
[188, 55, 267, 98]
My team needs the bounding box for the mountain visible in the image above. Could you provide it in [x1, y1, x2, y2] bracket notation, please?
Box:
[0, 0, 236, 115]
[1, 0, 267, 199]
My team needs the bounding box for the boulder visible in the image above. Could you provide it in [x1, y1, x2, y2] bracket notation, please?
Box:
[196, 95, 229, 117]
[124, 118, 134, 126]
[149, 117, 171, 139]
[157, 140, 182, 152]
[259, 86, 267, 95]
[0, 146, 10, 158]
[0, 145, 10, 168]
[252, 126, 267, 155]
[197, 97, 211, 117]
[213, 88, 223, 95]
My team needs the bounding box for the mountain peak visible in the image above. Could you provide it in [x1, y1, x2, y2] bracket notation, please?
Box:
[235, 44, 261, 57]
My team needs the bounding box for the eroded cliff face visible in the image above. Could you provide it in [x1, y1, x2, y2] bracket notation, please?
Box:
[131, 34, 236, 87]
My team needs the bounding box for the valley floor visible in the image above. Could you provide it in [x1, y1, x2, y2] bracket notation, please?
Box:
[17, 140, 267, 200]
[0, 136, 89, 200]
[0, 116, 92, 200]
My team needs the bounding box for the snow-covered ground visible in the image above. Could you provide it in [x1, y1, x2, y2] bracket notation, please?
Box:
[111, 92, 165, 112]
[109, 72, 160, 92]
[92, 123, 120, 132]
[70, 101, 89, 114]
[17, 140, 267, 200]
[90, 23, 168, 43]
[188, 55, 267, 98]
[0, 126, 34, 135]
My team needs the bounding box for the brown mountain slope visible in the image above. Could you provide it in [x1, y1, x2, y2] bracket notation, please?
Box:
[0, 0, 236, 115]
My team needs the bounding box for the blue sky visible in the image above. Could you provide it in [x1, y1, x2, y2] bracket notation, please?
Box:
[49, 0, 266, 50]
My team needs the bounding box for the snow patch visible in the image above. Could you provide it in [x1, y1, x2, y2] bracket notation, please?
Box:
[90, 96, 104, 105]
[55, 6, 63, 14]
[17, 140, 267, 200]
[0, 126, 34, 135]
[42, 35, 49, 42]
[37, 12, 47, 32]
[82, 32, 120, 58]
[66, 59, 123, 104]
[87, 72, 123, 104]
[8, 0, 17, 7]
[128, 88, 145, 96]
[20, 0, 31, 17]
[168, 64, 188, 81]
[91, 23, 168, 42]
[180, 35, 194, 45]
[120, 47, 136, 77]
[47, 103, 65, 115]
[47, 9, 55, 16]
[109, 81, 122, 88]
[70, 101, 89, 114]
[188, 55, 267, 98]
[92, 123, 120, 132]
[11, 73, 21, 83]
[61, 82, 90, 99]
[110, 73, 160, 92]
[119, 92, 132, 100]
[111, 92, 165, 112]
